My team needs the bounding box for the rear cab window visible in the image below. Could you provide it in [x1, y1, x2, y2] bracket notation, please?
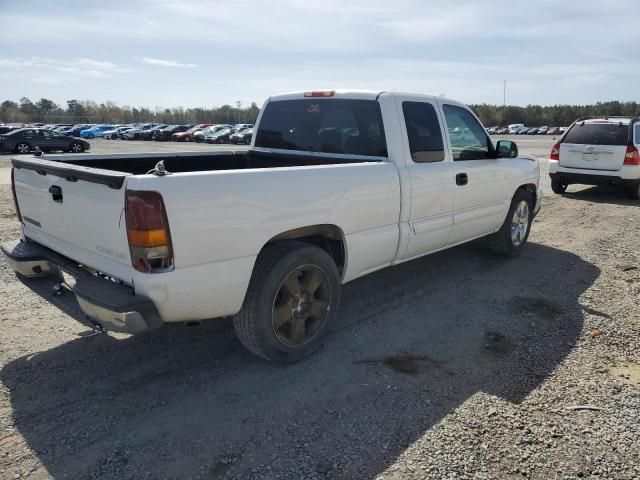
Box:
[563, 122, 628, 146]
[402, 101, 445, 163]
[255, 98, 387, 157]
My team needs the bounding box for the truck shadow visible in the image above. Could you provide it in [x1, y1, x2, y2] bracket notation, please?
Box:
[1, 242, 598, 479]
[562, 185, 639, 206]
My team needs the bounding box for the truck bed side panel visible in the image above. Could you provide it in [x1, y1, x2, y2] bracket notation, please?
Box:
[127, 161, 401, 320]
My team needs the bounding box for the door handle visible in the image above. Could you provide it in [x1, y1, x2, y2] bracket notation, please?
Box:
[456, 173, 468, 186]
[48, 185, 63, 203]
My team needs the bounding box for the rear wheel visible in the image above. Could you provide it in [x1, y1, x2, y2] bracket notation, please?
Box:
[15, 142, 31, 154]
[489, 190, 533, 257]
[233, 241, 341, 363]
[69, 141, 84, 153]
[551, 178, 568, 194]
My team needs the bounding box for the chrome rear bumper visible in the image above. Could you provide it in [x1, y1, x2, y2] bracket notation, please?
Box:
[1, 239, 162, 334]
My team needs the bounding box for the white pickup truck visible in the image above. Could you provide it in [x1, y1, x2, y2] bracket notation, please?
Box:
[3, 90, 542, 362]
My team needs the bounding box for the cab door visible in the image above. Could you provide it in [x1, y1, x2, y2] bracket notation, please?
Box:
[394, 96, 455, 260]
[438, 102, 513, 245]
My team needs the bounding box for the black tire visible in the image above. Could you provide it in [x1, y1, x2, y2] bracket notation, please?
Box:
[15, 142, 31, 154]
[551, 178, 568, 194]
[489, 189, 533, 257]
[233, 241, 341, 363]
[68, 141, 84, 153]
[624, 183, 640, 200]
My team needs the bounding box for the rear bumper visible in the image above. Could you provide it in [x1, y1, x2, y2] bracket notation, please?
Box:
[1, 239, 162, 335]
[549, 159, 640, 185]
[549, 172, 639, 187]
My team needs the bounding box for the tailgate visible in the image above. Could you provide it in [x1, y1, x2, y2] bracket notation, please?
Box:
[559, 143, 627, 171]
[559, 121, 630, 171]
[12, 157, 134, 282]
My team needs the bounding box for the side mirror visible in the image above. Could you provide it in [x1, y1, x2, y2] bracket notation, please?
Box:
[496, 140, 518, 158]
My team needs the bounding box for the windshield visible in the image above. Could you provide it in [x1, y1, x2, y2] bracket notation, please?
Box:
[255, 98, 387, 157]
[564, 122, 629, 146]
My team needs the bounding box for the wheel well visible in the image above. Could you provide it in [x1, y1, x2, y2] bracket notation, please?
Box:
[264, 224, 346, 275]
[517, 183, 537, 206]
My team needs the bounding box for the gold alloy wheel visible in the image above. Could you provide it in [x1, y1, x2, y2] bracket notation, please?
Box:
[272, 264, 331, 347]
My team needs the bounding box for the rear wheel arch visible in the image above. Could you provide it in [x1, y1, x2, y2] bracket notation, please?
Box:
[261, 224, 346, 277]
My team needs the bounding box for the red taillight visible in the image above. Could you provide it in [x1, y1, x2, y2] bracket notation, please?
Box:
[550, 142, 560, 161]
[10, 168, 22, 222]
[304, 90, 335, 97]
[623, 145, 640, 165]
[125, 190, 173, 273]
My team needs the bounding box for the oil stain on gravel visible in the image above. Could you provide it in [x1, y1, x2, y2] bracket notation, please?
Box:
[482, 331, 513, 355]
[354, 355, 454, 376]
[510, 296, 564, 320]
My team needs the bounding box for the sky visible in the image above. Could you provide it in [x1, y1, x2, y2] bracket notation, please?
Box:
[0, 0, 638, 110]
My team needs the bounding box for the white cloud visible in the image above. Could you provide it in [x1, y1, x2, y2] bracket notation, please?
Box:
[142, 57, 197, 68]
[0, 56, 133, 84]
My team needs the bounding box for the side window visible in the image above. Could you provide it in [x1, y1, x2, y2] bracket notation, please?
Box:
[442, 104, 491, 161]
[42, 130, 55, 138]
[635, 124, 639, 145]
[402, 101, 445, 163]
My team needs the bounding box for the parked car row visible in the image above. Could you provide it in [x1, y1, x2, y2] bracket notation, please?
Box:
[1, 121, 256, 145]
[88, 122, 254, 144]
[487, 125, 568, 135]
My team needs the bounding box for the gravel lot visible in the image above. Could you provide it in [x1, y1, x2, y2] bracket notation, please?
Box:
[0, 136, 639, 479]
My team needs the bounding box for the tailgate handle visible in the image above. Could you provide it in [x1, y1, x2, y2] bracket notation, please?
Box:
[48, 185, 63, 203]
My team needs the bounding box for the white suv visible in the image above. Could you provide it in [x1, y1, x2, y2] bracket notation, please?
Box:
[549, 117, 640, 198]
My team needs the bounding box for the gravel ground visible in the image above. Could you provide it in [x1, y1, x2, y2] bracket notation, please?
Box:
[0, 136, 639, 479]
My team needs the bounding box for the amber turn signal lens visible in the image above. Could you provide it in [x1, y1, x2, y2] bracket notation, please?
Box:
[127, 228, 168, 248]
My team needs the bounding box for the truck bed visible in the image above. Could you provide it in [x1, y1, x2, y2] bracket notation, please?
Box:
[13, 149, 383, 179]
[11, 148, 399, 322]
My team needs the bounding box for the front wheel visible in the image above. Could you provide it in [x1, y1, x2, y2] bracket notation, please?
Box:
[489, 190, 533, 257]
[551, 178, 568, 194]
[69, 141, 84, 153]
[233, 241, 341, 363]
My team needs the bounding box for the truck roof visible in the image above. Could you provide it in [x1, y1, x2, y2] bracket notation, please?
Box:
[269, 89, 458, 104]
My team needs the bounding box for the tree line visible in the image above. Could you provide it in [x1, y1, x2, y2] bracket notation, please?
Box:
[470, 101, 640, 127]
[0, 98, 261, 125]
[1, 97, 639, 127]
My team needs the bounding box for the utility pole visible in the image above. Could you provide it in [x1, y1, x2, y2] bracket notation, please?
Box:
[502, 80, 507, 127]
